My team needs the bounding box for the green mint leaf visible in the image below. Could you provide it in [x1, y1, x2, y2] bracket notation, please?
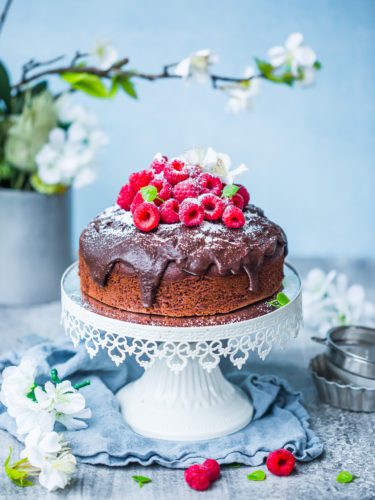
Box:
[140, 185, 158, 202]
[132, 475, 152, 488]
[247, 470, 266, 481]
[222, 184, 240, 198]
[336, 471, 354, 483]
[276, 292, 290, 306]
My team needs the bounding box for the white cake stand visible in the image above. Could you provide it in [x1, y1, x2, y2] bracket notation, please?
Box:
[61, 263, 302, 441]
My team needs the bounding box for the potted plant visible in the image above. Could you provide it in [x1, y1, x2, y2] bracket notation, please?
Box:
[0, 0, 320, 304]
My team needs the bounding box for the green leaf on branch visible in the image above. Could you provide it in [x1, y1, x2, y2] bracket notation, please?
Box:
[222, 184, 239, 198]
[0, 61, 12, 113]
[4, 449, 34, 488]
[336, 471, 355, 483]
[61, 72, 110, 98]
[247, 470, 266, 481]
[255, 58, 295, 86]
[132, 475, 152, 488]
[140, 185, 158, 202]
[30, 173, 67, 195]
[115, 75, 137, 99]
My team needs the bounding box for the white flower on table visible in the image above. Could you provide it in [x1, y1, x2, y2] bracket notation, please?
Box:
[92, 39, 119, 70]
[35, 380, 91, 430]
[0, 358, 37, 407]
[175, 49, 218, 83]
[21, 428, 76, 491]
[180, 146, 248, 184]
[268, 32, 317, 85]
[221, 66, 261, 114]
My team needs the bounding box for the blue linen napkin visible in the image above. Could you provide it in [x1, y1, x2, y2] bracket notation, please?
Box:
[0, 335, 323, 467]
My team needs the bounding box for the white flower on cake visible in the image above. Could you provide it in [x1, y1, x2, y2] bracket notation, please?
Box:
[92, 39, 119, 70]
[180, 146, 248, 184]
[268, 32, 317, 85]
[303, 268, 375, 334]
[21, 428, 76, 491]
[175, 49, 218, 83]
[221, 67, 261, 114]
[34, 380, 92, 430]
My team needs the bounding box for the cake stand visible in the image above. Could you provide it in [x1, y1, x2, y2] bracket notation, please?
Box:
[61, 263, 302, 441]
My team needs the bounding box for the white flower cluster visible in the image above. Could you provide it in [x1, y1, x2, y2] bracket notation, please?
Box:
[178, 146, 248, 184]
[303, 269, 375, 334]
[36, 96, 108, 188]
[0, 358, 91, 491]
[173, 32, 317, 113]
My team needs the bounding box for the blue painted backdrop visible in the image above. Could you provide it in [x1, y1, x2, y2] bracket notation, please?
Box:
[2, 0, 375, 257]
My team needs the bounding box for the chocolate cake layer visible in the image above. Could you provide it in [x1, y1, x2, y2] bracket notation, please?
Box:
[79, 204, 287, 317]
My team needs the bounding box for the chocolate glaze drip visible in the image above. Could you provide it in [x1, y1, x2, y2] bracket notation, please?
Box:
[79, 204, 288, 308]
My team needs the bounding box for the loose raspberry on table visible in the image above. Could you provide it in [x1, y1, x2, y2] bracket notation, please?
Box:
[150, 179, 172, 205]
[202, 459, 220, 482]
[164, 159, 189, 185]
[266, 449, 296, 477]
[179, 199, 204, 227]
[129, 169, 154, 192]
[198, 173, 223, 196]
[150, 155, 168, 174]
[236, 184, 250, 206]
[184, 465, 211, 491]
[159, 199, 180, 223]
[130, 191, 145, 214]
[222, 205, 245, 229]
[133, 202, 160, 232]
[117, 183, 135, 211]
[173, 180, 199, 202]
[199, 193, 224, 221]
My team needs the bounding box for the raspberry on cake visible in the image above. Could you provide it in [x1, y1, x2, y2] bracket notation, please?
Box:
[79, 148, 288, 317]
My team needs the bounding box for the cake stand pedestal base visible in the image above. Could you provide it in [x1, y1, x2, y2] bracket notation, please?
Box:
[117, 358, 253, 441]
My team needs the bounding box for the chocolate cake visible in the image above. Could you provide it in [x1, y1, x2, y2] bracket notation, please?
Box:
[79, 204, 287, 317]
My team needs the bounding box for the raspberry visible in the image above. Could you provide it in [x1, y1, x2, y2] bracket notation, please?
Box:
[225, 192, 244, 210]
[117, 183, 135, 211]
[266, 449, 296, 477]
[129, 169, 154, 192]
[236, 184, 250, 206]
[150, 154, 168, 174]
[151, 179, 172, 206]
[133, 202, 160, 232]
[199, 194, 224, 221]
[159, 199, 180, 224]
[130, 191, 145, 214]
[173, 180, 199, 202]
[198, 173, 222, 196]
[186, 164, 202, 178]
[184, 465, 211, 491]
[202, 459, 220, 482]
[164, 159, 189, 185]
[222, 205, 245, 229]
[179, 199, 204, 227]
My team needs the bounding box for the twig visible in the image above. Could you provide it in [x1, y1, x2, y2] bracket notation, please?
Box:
[0, 0, 13, 37]
[20, 55, 66, 82]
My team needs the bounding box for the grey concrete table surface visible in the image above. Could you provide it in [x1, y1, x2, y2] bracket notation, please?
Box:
[0, 258, 374, 500]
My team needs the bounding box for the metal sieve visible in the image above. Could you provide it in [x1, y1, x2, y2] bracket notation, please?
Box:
[312, 325, 375, 380]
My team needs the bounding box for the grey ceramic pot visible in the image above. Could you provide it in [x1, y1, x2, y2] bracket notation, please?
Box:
[0, 188, 72, 305]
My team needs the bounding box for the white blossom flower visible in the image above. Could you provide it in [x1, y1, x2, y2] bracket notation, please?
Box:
[34, 380, 91, 430]
[0, 358, 37, 408]
[268, 32, 317, 84]
[175, 49, 218, 83]
[303, 268, 375, 334]
[21, 428, 76, 491]
[92, 39, 118, 70]
[222, 66, 260, 114]
[180, 146, 247, 184]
